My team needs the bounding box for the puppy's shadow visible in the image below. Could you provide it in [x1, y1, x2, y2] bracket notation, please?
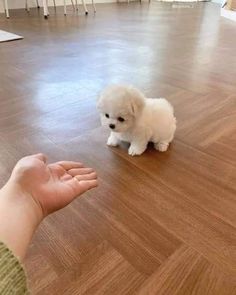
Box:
[115, 141, 174, 162]
[119, 141, 130, 151]
[119, 141, 171, 149]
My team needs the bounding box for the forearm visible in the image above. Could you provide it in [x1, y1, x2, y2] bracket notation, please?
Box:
[0, 182, 42, 261]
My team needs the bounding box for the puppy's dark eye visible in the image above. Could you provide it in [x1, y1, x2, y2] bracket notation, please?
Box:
[105, 114, 109, 118]
[118, 117, 125, 122]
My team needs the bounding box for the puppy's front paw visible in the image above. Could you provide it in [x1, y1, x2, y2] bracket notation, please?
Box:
[155, 142, 169, 152]
[128, 145, 146, 156]
[107, 136, 119, 147]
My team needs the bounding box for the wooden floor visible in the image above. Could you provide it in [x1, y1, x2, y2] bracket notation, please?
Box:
[0, 2, 236, 294]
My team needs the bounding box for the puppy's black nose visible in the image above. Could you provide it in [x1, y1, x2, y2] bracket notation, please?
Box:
[109, 124, 115, 130]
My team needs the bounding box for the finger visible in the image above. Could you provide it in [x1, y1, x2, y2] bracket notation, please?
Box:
[74, 172, 97, 181]
[68, 178, 98, 196]
[31, 153, 47, 163]
[68, 167, 95, 177]
[79, 179, 98, 191]
[56, 161, 84, 170]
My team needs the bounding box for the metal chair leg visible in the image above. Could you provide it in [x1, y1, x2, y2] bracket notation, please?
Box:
[71, 0, 75, 10]
[64, 0, 67, 15]
[42, 0, 48, 18]
[92, 0, 96, 13]
[81, 0, 88, 15]
[53, 0, 56, 10]
[46, 0, 49, 15]
[4, 0, 9, 18]
[25, 0, 30, 12]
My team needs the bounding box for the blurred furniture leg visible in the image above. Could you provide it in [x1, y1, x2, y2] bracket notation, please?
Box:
[64, 0, 66, 14]
[4, 0, 40, 18]
[41, 0, 90, 17]
[64, 0, 77, 14]
[42, 0, 48, 18]
[25, 0, 41, 12]
[46, 0, 50, 14]
[81, 0, 88, 14]
[25, 0, 30, 12]
[71, 0, 75, 10]
[3, 0, 9, 18]
[91, 0, 96, 13]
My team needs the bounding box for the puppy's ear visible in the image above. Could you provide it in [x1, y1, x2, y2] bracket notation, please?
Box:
[96, 94, 103, 110]
[97, 86, 111, 110]
[128, 86, 145, 117]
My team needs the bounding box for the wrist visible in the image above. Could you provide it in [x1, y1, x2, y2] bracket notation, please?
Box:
[0, 181, 43, 260]
[3, 181, 44, 224]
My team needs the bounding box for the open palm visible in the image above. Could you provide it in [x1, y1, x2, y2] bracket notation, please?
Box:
[10, 154, 98, 216]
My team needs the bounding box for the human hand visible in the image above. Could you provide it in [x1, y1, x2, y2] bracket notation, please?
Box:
[7, 153, 98, 218]
[0, 153, 97, 259]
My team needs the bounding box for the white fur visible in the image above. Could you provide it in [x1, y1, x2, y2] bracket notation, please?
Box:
[97, 85, 176, 156]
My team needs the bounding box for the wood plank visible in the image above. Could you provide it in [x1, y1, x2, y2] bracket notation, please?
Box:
[136, 245, 236, 295]
[36, 241, 146, 295]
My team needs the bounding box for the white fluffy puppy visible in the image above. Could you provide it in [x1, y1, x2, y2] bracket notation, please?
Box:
[97, 85, 176, 156]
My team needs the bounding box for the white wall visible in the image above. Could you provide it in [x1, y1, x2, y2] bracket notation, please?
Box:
[0, 2, 4, 12]
[0, 0, 38, 12]
[211, 0, 223, 4]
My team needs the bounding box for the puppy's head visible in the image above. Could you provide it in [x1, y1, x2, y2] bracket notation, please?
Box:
[97, 85, 145, 133]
